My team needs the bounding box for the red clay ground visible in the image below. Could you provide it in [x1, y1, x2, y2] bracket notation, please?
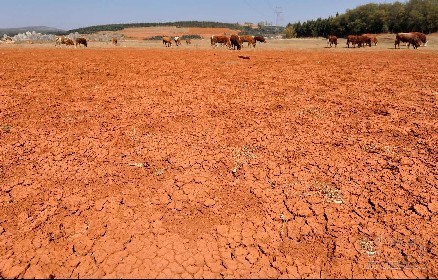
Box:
[0, 46, 437, 279]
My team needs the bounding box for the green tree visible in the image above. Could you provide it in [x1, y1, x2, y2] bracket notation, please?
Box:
[283, 24, 297, 38]
[286, 0, 438, 38]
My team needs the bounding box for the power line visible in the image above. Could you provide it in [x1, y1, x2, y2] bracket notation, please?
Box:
[264, 0, 284, 26]
[274, 6, 283, 26]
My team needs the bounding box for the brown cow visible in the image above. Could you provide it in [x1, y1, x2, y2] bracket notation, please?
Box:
[240, 35, 256, 48]
[327, 35, 337, 47]
[112, 38, 118, 46]
[346, 35, 359, 48]
[357, 35, 372, 47]
[395, 33, 421, 49]
[55, 36, 64, 46]
[410, 32, 427, 46]
[75, 37, 87, 47]
[362, 34, 378, 46]
[55, 36, 67, 47]
[254, 36, 266, 43]
[162, 36, 172, 47]
[211, 35, 231, 48]
[65, 38, 74, 46]
[55, 36, 74, 47]
[230, 34, 241, 50]
[186, 38, 191, 45]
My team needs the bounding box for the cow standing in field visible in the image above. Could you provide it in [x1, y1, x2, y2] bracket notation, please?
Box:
[327, 35, 337, 47]
[64, 38, 75, 46]
[174, 36, 181, 46]
[346, 35, 370, 48]
[254, 36, 266, 43]
[162, 36, 172, 47]
[362, 34, 378, 46]
[56, 36, 75, 47]
[410, 32, 427, 46]
[357, 35, 372, 47]
[230, 34, 241, 50]
[346, 35, 358, 48]
[112, 38, 118, 46]
[395, 33, 421, 49]
[75, 37, 88, 47]
[186, 38, 191, 45]
[211, 35, 231, 48]
[55, 36, 72, 47]
[55, 36, 65, 47]
[239, 35, 256, 48]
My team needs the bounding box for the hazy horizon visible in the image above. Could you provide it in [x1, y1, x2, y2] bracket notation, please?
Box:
[0, 0, 402, 31]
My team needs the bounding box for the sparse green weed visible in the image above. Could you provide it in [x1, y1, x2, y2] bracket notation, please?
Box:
[231, 145, 258, 175]
[1, 125, 12, 133]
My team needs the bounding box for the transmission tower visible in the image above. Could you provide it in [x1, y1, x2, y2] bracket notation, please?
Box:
[274, 6, 283, 26]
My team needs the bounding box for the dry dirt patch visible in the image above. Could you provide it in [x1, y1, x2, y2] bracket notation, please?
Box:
[0, 45, 437, 278]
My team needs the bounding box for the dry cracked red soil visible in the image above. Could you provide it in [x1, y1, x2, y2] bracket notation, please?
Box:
[0, 47, 437, 279]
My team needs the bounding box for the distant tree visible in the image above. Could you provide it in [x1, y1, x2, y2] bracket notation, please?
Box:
[257, 21, 266, 29]
[283, 24, 297, 38]
[286, 0, 438, 38]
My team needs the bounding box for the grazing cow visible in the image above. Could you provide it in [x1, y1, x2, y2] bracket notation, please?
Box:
[174, 36, 181, 46]
[327, 35, 338, 47]
[112, 38, 118, 46]
[55, 36, 63, 46]
[162, 36, 172, 47]
[346, 35, 359, 48]
[346, 35, 370, 48]
[362, 34, 378, 46]
[65, 38, 75, 46]
[239, 35, 256, 48]
[356, 35, 372, 47]
[395, 33, 421, 49]
[186, 38, 191, 45]
[55, 36, 74, 47]
[211, 35, 231, 48]
[55, 36, 67, 47]
[230, 34, 241, 50]
[254, 36, 266, 43]
[75, 37, 88, 47]
[410, 32, 427, 46]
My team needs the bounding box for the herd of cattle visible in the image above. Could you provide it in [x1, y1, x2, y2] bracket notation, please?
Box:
[53, 32, 428, 50]
[327, 31, 427, 49]
[55, 36, 88, 47]
[161, 34, 266, 49]
[210, 35, 267, 50]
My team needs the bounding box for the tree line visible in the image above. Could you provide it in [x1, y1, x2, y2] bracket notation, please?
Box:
[284, 0, 438, 38]
[67, 21, 244, 34]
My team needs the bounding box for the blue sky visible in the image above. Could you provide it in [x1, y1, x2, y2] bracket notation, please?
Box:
[1, 0, 401, 30]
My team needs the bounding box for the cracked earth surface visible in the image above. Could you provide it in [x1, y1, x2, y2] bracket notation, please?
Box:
[0, 47, 437, 278]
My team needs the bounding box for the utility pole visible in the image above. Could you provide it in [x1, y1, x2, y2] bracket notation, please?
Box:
[274, 6, 283, 26]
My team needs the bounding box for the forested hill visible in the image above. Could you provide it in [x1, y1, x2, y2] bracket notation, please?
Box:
[284, 0, 438, 38]
[67, 21, 244, 34]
